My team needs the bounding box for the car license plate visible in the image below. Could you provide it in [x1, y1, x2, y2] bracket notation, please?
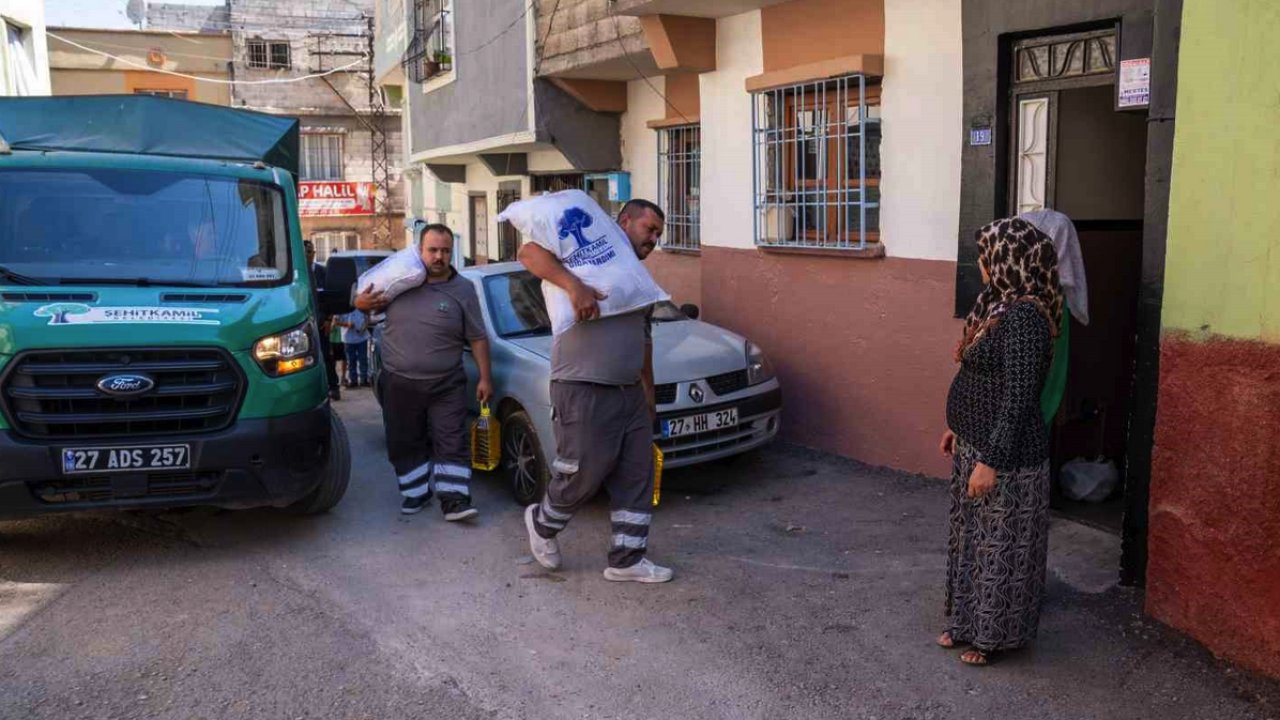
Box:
[663, 408, 738, 438]
[60, 444, 191, 475]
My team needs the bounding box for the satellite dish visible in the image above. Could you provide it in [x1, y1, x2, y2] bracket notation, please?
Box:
[126, 0, 146, 26]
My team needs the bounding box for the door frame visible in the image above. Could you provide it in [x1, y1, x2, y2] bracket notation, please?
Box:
[468, 192, 488, 265]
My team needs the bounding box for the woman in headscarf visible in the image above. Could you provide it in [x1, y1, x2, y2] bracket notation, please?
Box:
[937, 216, 1064, 666]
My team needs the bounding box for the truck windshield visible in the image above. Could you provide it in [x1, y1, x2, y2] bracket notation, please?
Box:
[0, 168, 291, 287]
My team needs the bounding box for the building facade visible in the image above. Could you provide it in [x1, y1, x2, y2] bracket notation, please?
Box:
[47, 28, 232, 105]
[150, 0, 406, 261]
[0, 0, 50, 97]
[1147, 0, 1280, 679]
[378, 0, 1280, 680]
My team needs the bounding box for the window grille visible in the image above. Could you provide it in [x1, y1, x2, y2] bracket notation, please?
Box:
[404, 0, 453, 84]
[657, 124, 701, 251]
[134, 89, 188, 100]
[752, 73, 881, 251]
[247, 39, 290, 70]
[301, 134, 343, 181]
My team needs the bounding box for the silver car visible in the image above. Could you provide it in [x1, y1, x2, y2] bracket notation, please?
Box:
[458, 262, 782, 505]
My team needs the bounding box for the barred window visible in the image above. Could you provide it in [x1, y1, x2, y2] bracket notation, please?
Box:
[405, 0, 453, 84]
[247, 39, 290, 70]
[657, 125, 701, 251]
[301, 134, 343, 181]
[752, 74, 881, 250]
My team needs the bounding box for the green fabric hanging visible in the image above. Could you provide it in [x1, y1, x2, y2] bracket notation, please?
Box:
[1040, 313, 1070, 426]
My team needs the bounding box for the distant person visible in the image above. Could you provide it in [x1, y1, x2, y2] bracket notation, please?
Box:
[354, 224, 493, 522]
[305, 240, 341, 401]
[938, 217, 1062, 666]
[516, 198, 672, 583]
[335, 308, 371, 389]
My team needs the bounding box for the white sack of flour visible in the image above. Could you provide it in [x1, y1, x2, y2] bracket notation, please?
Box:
[497, 189, 669, 335]
[356, 246, 425, 302]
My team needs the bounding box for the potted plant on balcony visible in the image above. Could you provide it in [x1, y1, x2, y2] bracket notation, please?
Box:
[433, 50, 452, 73]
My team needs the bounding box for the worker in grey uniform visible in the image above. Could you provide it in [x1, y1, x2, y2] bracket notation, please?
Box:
[355, 224, 493, 521]
[517, 199, 673, 583]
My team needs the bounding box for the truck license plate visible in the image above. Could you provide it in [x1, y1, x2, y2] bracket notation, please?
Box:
[61, 444, 191, 475]
[663, 408, 738, 438]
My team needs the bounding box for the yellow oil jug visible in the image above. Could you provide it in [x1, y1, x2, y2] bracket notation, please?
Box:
[470, 403, 501, 471]
[651, 443, 664, 507]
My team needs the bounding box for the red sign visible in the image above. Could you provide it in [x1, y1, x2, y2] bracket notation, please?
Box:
[299, 181, 377, 217]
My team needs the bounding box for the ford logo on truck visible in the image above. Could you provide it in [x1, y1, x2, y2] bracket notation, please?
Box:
[96, 374, 155, 397]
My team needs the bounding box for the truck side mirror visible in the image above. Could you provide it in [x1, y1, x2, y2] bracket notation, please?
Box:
[680, 303, 701, 320]
[319, 257, 357, 316]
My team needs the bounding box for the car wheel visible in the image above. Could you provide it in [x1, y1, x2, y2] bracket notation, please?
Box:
[286, 412, 351, 514]
[503, 410, 549, 506]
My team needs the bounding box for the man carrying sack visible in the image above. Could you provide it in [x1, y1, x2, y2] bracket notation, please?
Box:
[515, 198, 673, 583]
[355, 224, 493, 521]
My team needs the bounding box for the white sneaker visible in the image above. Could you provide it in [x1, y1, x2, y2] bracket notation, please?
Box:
[603, 558, 673, 583]
[524, 504, 561, 570]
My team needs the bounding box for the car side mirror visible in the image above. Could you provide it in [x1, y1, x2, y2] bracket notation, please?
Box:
[680, 303, 701, 320]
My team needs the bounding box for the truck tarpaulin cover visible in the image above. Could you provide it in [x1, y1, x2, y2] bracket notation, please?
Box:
[0, 95, 300, 175]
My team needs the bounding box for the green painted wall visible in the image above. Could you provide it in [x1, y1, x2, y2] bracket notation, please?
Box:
[1164, 0, 1280, 341]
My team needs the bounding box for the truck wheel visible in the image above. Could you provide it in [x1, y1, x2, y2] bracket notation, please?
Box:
[287, 412, 351, 515]
[504, 410, 549, 506]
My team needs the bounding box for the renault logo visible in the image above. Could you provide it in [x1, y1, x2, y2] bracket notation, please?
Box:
[689, 384, 705, 404]
[96, 373, 155, 398]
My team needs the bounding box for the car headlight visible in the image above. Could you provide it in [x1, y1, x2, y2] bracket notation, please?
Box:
[253, 321, 317, 377]
[746, 341, 774, 385]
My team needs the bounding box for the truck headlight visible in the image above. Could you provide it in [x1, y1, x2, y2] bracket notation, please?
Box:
[746, 341, 774, 386]
[253, 322, 317, 377]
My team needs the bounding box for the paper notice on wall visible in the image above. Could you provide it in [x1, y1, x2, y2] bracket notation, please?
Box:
[1118, 58, 1151, 108]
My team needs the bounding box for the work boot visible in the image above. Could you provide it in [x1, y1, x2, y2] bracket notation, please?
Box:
[603, 558, 673, 583]
[441, 497, 479, 522]
[401, 492, 431, 515]
[524, 504, 561, 570]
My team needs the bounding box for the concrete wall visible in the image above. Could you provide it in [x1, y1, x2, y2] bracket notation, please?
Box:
[146, 2, 231, 33]
[535, 0, 647, 79]
[408, 0, 531, 155]
[0, 0, 51, 96]
[879, 0, 962, 261]
[47, 28, 233, 106]
[1148, 0, 1280, 679]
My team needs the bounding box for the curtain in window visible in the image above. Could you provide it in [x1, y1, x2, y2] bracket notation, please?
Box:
[6, 23, 38, 96]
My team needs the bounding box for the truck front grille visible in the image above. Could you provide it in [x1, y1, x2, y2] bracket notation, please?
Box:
[1, 348, 244, 439]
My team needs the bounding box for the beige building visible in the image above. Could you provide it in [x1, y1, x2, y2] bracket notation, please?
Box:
[47, 27, 232, 106]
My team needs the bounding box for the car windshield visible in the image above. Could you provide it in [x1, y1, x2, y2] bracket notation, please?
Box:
[0, 168, 290, 287]
[484, 270, 688, 337]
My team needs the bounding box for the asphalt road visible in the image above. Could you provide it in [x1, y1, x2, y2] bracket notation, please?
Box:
[0, 390, 1277, 720]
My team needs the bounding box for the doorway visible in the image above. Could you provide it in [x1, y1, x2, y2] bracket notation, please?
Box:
[495, 181, 522, 262]
[468, 193, 488, 265]
[1006, 27, 1147, 534]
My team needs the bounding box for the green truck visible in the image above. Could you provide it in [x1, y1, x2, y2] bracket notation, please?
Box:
[0, 96, 350, 519]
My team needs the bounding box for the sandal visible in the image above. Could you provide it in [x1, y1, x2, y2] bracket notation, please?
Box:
[959, 649, 992, 666]
[936, 631, 968, 649]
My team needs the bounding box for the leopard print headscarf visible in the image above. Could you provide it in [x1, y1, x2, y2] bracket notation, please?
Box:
[956, 217, 1063, 362]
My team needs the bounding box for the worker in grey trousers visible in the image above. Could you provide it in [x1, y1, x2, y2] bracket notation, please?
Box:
[517, 199, 673, 583]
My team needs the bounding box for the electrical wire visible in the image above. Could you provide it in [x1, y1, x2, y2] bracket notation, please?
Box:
[606, 6, 693, 125]
[47, 30, 369, 85]
[48, 33, 234, 62]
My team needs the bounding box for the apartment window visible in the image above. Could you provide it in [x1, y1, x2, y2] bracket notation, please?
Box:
[247, 39, 291, 70]
[310, 231, 360, 262]
[134, 89, 189, 100]
[752, 74, 881, 250]
[3, 21, 38, 96]
[657, 125, 701, 251]
[301, 134, 344, 181]
[405, 0, 453, 84]
[531, 173, 585, 194]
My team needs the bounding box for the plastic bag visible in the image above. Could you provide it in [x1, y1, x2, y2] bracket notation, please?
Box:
[1059, 458, 1119, 503]
[496, 190, 670, 335]
[356, 246, 425, 302]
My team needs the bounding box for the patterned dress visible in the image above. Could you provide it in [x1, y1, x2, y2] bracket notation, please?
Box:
[944, 301, 1053, 652]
